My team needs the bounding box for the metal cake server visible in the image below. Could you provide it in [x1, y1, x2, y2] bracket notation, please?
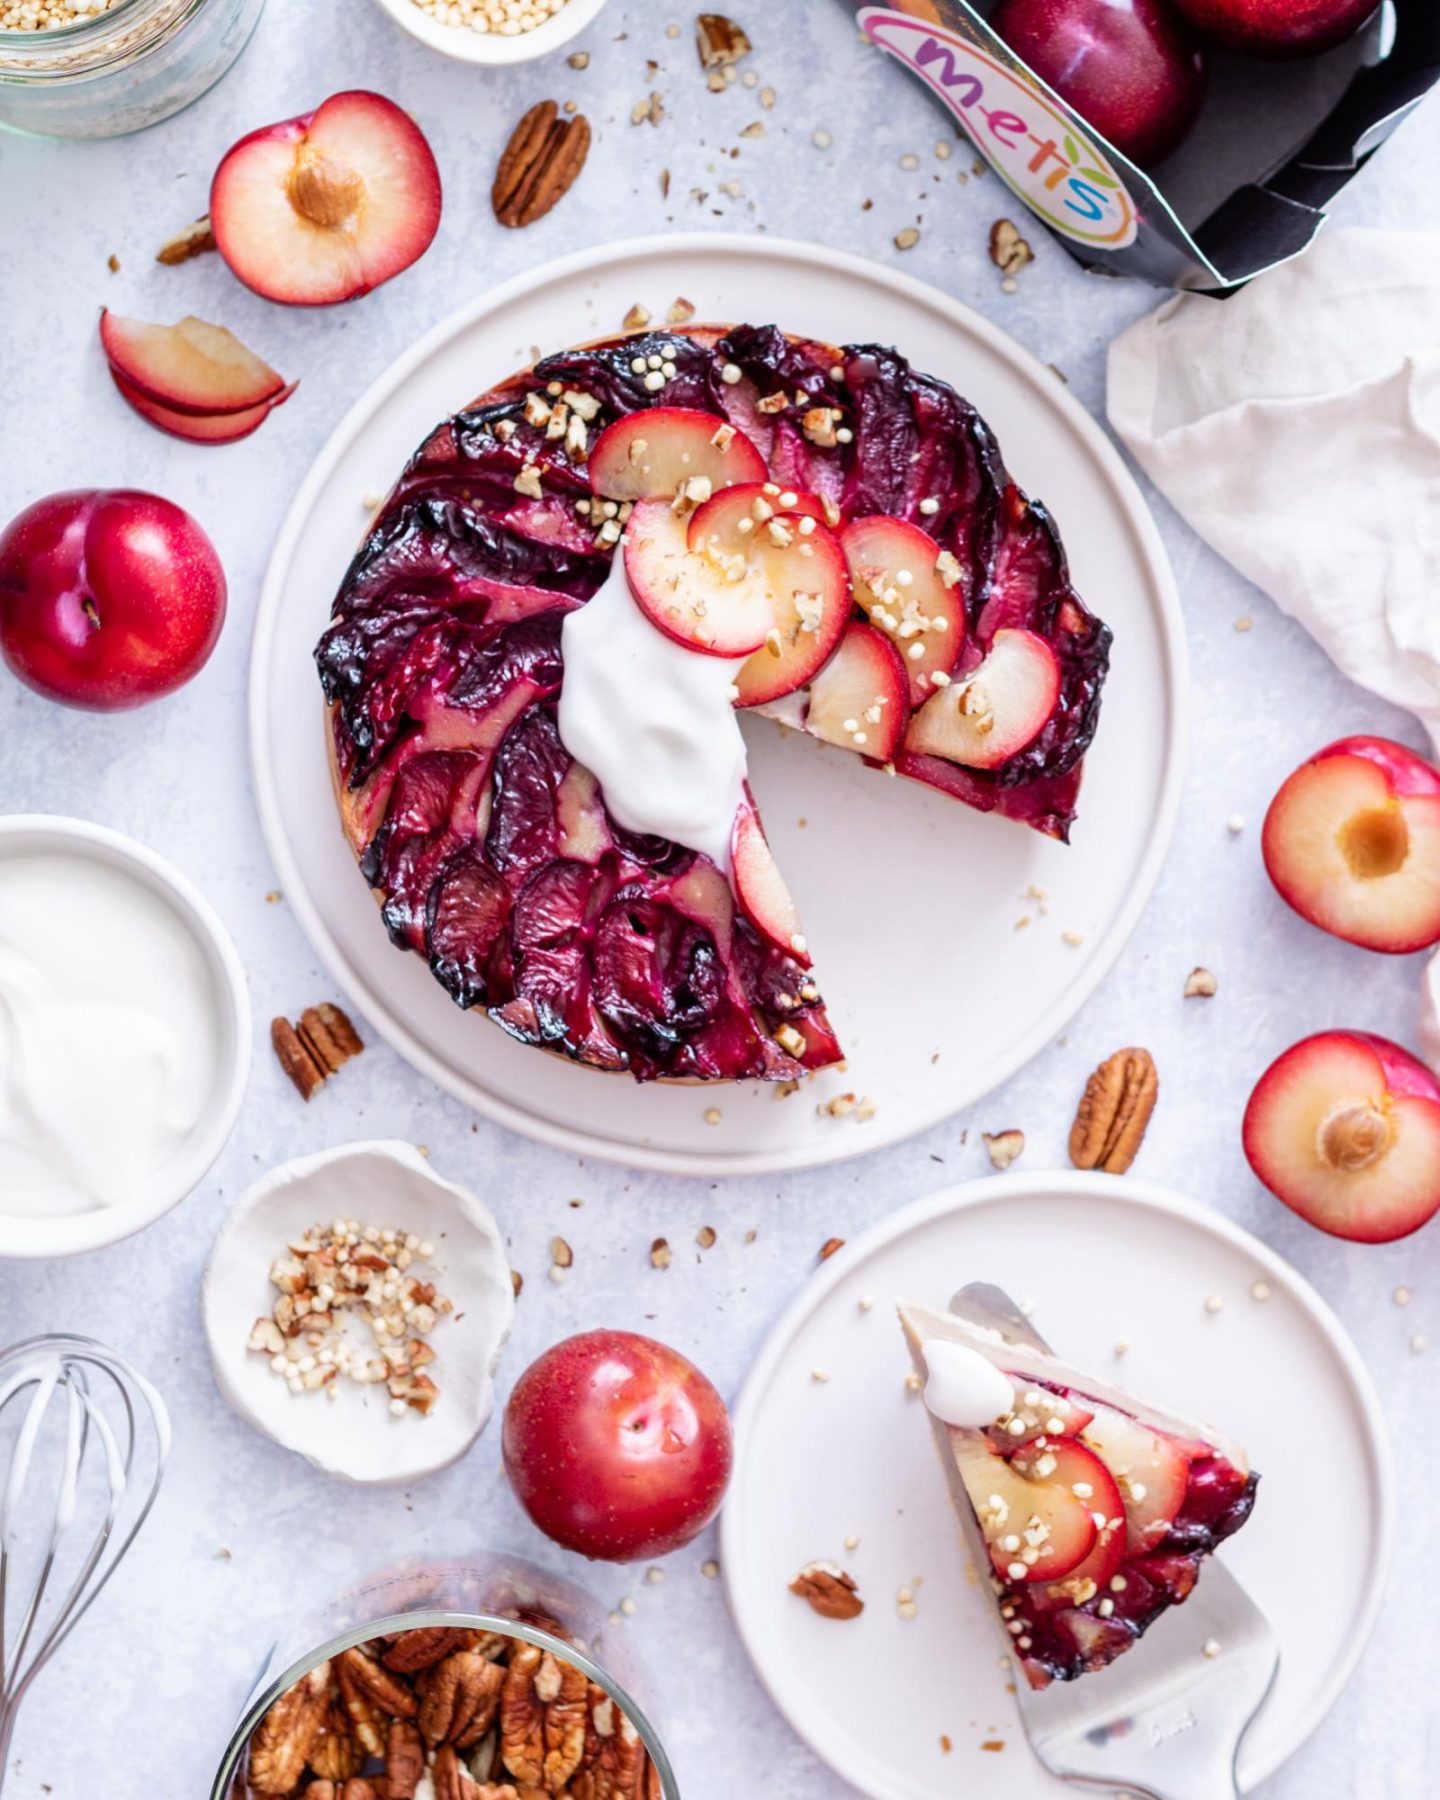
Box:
[948, 1282, 1279, 1800]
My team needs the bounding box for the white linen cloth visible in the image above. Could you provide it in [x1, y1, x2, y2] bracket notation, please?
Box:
[1107, 227, 1440, 751]
[1108, 227, 1440, 1068]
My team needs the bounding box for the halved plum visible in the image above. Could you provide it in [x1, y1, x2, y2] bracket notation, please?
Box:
[687, 484, 850, 703]
[100, 310, 289, 416]
[732, 797, 810, 966]
[841, 514, 965, 704]
[805, 620, 909, 762]
[589, 408, 766, 502]
[904, 629, 1060, 770]
[624, 497, 778, 657]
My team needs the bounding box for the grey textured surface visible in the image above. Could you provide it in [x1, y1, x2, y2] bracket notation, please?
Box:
[0, 2, 1437, 1793]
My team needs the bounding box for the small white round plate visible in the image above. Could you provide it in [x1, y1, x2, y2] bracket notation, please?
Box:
[202, 1140, 514, 1485]
[251, 235, 1185, 1176]
[722, 1174, 1392, 1799]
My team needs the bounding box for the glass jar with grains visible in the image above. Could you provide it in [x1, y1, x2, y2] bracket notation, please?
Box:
[0, 0, 263, 139]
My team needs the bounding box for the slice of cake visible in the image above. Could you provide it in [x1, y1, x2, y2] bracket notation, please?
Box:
[898, 1299, 1258, 1689]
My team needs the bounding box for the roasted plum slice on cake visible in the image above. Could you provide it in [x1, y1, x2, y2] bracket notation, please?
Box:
[899, 1301, 1258, 1689]
[316, 321, 1111, 1082]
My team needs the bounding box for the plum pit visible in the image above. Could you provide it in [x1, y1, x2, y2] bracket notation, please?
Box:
[1317, 1099, 1390, 1173]
[1339, 805, 1409, 881]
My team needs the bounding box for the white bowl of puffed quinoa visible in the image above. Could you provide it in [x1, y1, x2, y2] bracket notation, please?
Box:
[370, 0, 607, 63]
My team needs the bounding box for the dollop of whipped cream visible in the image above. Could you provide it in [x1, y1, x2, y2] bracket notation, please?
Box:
[0, 849, 218, 1217]
[921, 1338, 1015, 1430]
[557, 545, 747, 868]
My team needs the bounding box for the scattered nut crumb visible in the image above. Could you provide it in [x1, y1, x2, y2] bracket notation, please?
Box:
[1062, 929, 1084, 946]
[858, 1294, 874, 1312]
[904, 1371, 922, 1393]
[155, 214, 216, 266]
[760, 84, 776, 108]
[1114, 1339, 1130, 1358]
[988, 218, 1033, 277]
[895, 1582, 918, 1621]
[632, 92, 665, 127]
[810, 1367, 830, 1384]
[819, 1236, 845, 1262]
[790, 1561, 863, 1619]
[696, 1225, 717, 1250]
[619, 1596, 637, 1616]
[511, 1270, 524, 1298]
[550, 1236, 574, 1270]
[739, 120, 765, 138]
[811, 128, 833, 149]
[1411, 1333, 1428, 1354]
[1184, 966, 1218, 998]
[107, 253, 120, 273]
[622, 301, 652, 331]
[265, 890, 282, 904]
[700, 1559, 720, 1578]
[1204, 1294, 1223, 1315]
[646, 1566, 665, 1584]
[981, 1740, 1006, 1753]
[983, 1129, 1025, 1171]
[703, 1106, 722, 1125]
[1250, 1279, 1270, 1302]
[894, 226, 921, 251]
[567, 49, 589, 68]
[667, 295, 696, 325]
[843, 1533, 859, 1550]
[1202, 1638, 1222, 1658]
[1395, 1285, 1412, 1306]
[1235, 617, 1253, 633]
[650, 1237, 673, 1270]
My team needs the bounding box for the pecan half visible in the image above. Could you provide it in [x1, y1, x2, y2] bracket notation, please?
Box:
[335, 1647, 418, 1755]
[789, 1562, 864, 1620]
[383, 1626, 471, 1673]
[433, 1744, 480, 1800]
[501, 1643, 588, 1794]
[571, 1685, 647, 1800]
[493, 102, 592, 230]
[249, 1663, 331, 1793]
[307, 1700, 362, 1783]
[386, 1718, 427, 1800]
[1069, 1047, 1158, 1174]
[419, 1649, 506, 1748]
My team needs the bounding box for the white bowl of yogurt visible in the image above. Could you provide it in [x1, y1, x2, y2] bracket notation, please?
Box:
[0, 815, 251, 1260]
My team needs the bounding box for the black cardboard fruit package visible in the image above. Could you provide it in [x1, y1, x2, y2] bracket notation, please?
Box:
[846, 0, 1440, 289]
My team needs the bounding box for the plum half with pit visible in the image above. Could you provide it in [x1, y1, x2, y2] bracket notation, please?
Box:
[1262, 736, 1440, 954]
[990, 0, 1207, 166]
[1243, 1030, 1440, 1243]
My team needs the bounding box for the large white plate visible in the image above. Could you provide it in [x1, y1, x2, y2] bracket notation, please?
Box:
[721, 1174, 1393, 1798]
[250, 235, 1185, 1175]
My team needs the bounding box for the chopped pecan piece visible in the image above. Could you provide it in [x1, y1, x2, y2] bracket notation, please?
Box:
[493, 101, 592, 230]
[156, 214, 216, 264]
[420, 1649, 507, 1748]
[249, 1662, 330, 1793]
[696, 12, 751, 67]
[272, 1015, 327, 1100]
[383, 1625, 471, 1673]
[983, 1127, 1026, 1170]
[790, 1562, 864, 1620]
[1069, 1047, 1158, 1174]
[386, 1718, 427, 1800]
[501, 1643, 588, 1794]
[299, 1001, 364, 1073]
[988, 217, 1034, 277]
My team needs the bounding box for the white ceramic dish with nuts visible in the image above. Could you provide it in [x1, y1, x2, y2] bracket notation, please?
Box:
[201, 1140, 515, 1485]
[0, 814, 251, 1261]
[368, 0, 607, 65]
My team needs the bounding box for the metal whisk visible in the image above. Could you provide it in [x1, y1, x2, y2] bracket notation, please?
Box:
[0, 1334, 170, 1794]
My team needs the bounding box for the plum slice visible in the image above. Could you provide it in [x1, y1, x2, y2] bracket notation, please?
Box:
[589, 408, 766, 502]
[805, 620, 910, 763]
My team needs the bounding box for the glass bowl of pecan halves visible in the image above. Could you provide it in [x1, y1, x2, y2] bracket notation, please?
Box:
[211, 1556, 678, 1800]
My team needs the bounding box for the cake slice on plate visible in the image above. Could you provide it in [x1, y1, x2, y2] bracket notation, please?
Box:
[898, 1299, 1259, 1690]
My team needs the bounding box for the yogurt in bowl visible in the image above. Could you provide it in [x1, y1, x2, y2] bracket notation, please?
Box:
[0, 815, 250, 1258]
